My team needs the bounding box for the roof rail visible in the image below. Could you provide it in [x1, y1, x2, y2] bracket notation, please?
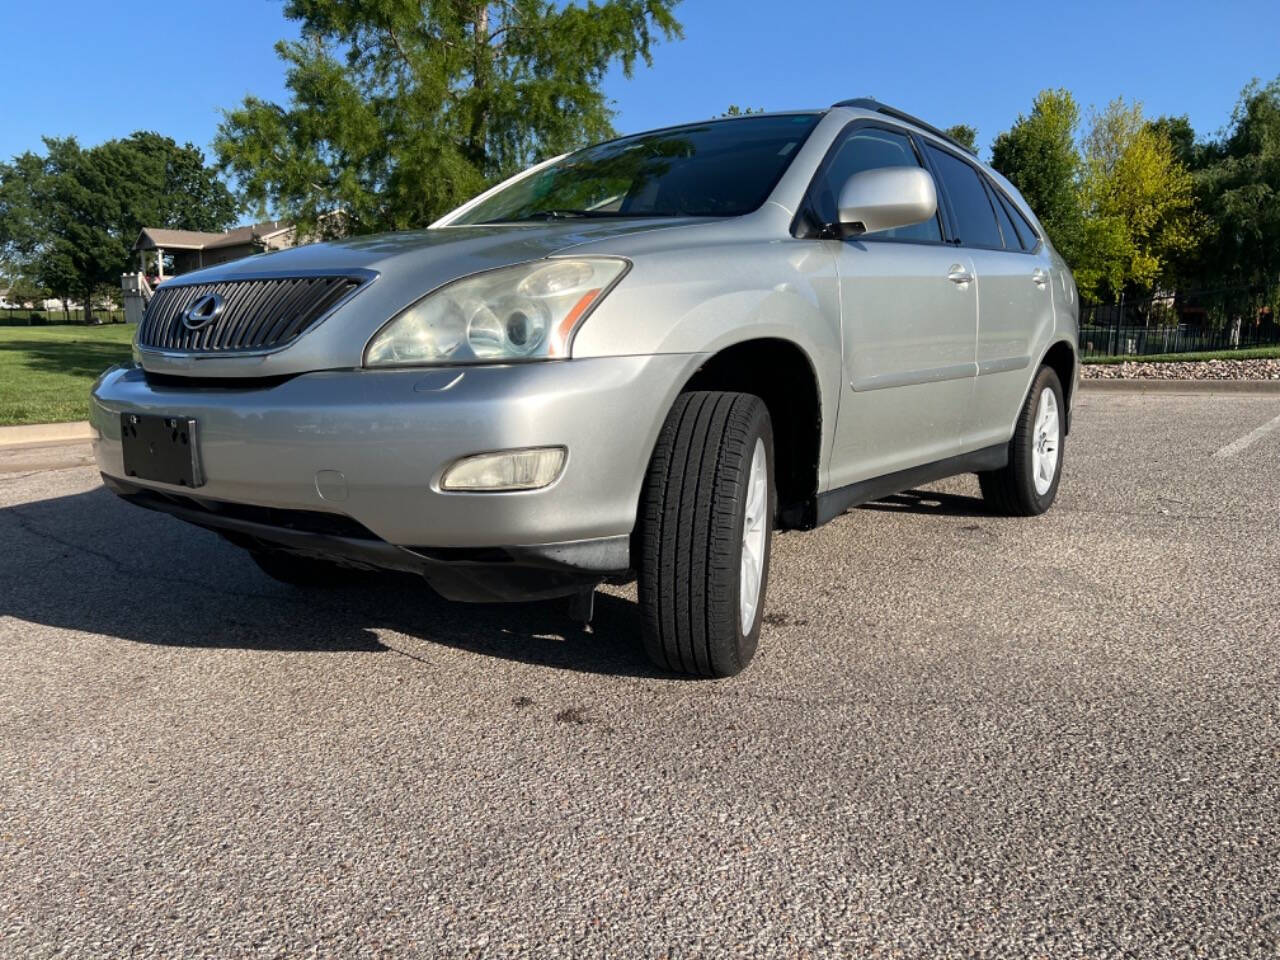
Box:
[831, 98, 977, 155]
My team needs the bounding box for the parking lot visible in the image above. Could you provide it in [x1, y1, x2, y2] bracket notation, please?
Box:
[2, 387, 1278, 958]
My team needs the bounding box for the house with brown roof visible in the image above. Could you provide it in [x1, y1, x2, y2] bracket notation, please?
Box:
[132, 220, 299, 281]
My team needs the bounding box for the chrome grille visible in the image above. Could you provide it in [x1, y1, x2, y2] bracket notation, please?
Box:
[138, 275, 366, 353]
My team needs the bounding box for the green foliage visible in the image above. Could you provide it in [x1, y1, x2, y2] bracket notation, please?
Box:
[1187, 77, 1280, 290]
[1074, 98, 1197, 298]
[0, 262, 46, 304]
[942, 124, 977, 153]
[722, 105, 763, 117]
[215, 0, 683, 236]
[0, 133, 237, 312]
[1147, 114, 1198, 168]
[1083, 344, 1280, 365]
[990, 89, 1085, 270]
[991, 91, 1197, 300]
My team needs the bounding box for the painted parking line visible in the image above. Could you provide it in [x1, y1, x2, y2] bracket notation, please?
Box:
[1213, 410, 1280, 459]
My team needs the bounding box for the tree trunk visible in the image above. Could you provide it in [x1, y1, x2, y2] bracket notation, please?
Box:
[466, 3, 491, 168]
[83, 287, 95, 325]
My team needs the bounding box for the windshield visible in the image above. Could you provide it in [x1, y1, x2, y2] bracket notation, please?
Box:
[452, 113, 822, 225]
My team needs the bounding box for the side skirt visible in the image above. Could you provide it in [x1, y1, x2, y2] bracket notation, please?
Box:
[812, 443, 1008, 527]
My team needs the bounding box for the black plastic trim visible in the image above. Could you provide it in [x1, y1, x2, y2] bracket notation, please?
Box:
[101, 475, 629, 602]
[809, 443, 1008, 526]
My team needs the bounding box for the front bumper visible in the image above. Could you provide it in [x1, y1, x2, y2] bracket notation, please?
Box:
[91, 354, 700, 599]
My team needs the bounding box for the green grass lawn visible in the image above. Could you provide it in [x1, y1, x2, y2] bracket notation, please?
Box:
[0, 324, 135, 426]
[1083, 345, 1280, 365]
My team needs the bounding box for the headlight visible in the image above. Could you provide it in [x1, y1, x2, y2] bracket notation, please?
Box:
[364, 257, 628, 367]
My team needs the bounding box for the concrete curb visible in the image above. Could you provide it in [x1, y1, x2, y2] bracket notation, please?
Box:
[0, 421, 94, 448]
[1080, 379, 1280, 395]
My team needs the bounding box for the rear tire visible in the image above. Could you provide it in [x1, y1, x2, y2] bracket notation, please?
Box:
[979, 365, 1065, 516]
[250, 549, 347, 587]
[635, 391, 775, 678]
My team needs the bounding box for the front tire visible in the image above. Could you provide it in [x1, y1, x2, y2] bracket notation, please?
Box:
[979, 365, 1065, 516]
[635, 391, 775, 678]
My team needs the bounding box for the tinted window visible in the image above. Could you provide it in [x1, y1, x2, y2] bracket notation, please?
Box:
[987, 180, 1024, 250]
[812, 127, 942, 242]
[454, 114, 822, 224]
[996, 189, 1039, 251]
[924, 145, 1003, 248]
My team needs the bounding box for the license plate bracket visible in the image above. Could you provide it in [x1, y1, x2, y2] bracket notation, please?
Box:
[120, 413, 203, 487]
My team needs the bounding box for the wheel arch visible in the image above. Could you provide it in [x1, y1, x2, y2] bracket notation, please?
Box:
[676, 336, 825, 530]
[1038, 339, 1078, 434]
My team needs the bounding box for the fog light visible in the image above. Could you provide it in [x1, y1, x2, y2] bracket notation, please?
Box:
[440, 447, 566, 492]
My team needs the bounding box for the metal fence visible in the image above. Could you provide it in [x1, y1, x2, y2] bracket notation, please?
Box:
[0, 305, 127, 326]
[1079, 287, 1279, 359]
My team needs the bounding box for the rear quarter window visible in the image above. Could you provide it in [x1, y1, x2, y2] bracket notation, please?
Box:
[995, 188, 1040, 251]
[987, 181, 1026, 251]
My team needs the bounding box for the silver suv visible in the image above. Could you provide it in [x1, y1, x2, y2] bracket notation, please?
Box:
[91, 100, 1078, 677]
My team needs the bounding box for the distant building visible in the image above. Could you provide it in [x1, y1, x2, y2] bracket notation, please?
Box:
[123, 215, 345, 322]
[132, 220, 300, 282]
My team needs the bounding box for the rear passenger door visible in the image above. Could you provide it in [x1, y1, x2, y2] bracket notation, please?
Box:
[922, 143, 1055, 450]
[819, 124, 978, 488]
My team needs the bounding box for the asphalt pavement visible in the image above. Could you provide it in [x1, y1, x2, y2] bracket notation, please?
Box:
[2, 389, 1278, 958]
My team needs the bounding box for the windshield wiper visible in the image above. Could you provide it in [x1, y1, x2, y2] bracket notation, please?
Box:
[485, 208, 646, 224]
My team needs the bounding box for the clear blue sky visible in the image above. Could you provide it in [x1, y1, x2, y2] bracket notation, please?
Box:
[1, 0, 1276, 167]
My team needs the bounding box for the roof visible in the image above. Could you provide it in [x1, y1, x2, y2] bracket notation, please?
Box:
[134, 220, 294, 252]
[830, 98, 978, 156]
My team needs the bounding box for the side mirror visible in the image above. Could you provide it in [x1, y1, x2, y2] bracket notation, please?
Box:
[836, 166, 937, 236]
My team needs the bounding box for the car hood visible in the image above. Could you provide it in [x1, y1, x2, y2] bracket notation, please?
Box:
[171, 219, 701, 282]
[140, 218, 701, 378]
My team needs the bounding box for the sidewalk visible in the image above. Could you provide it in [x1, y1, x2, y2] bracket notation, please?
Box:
[0, 421, 93, 448]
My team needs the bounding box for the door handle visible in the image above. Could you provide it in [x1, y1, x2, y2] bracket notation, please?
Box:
[1032, 268, 1049, 286]
[947, 265, 973, 285]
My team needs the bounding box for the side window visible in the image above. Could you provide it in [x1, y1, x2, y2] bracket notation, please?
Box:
[923, 144, 1003, 249]
[812, 127, 942, 243]
[987, 179, 1024, 251]
[996, 189, 1040, 251]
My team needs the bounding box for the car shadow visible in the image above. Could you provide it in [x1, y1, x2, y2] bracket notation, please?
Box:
[859, 488, 992, 518]
[3, 338, 134, 379]
[1, 484, 665, 679]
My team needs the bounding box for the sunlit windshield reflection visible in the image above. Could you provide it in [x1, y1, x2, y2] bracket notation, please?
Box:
[453, 113, 822, 225]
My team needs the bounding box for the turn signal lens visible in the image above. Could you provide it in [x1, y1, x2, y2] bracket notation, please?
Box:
[440, 447, 566, 492]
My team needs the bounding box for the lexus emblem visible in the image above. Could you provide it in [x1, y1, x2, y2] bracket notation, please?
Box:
[182, 293, 225, 330]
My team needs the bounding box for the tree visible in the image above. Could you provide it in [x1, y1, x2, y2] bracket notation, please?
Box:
[215, 0, 683, 237]
[990, 89, 1085, 269]
[1189, 77, 1280, 292]
[1074, 98, 1197, 298]
[943, 124, 977, 154]
[1147, 114, 1198, 169]
[0, 133, 237, 319]
[722, 105, 763, 117]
